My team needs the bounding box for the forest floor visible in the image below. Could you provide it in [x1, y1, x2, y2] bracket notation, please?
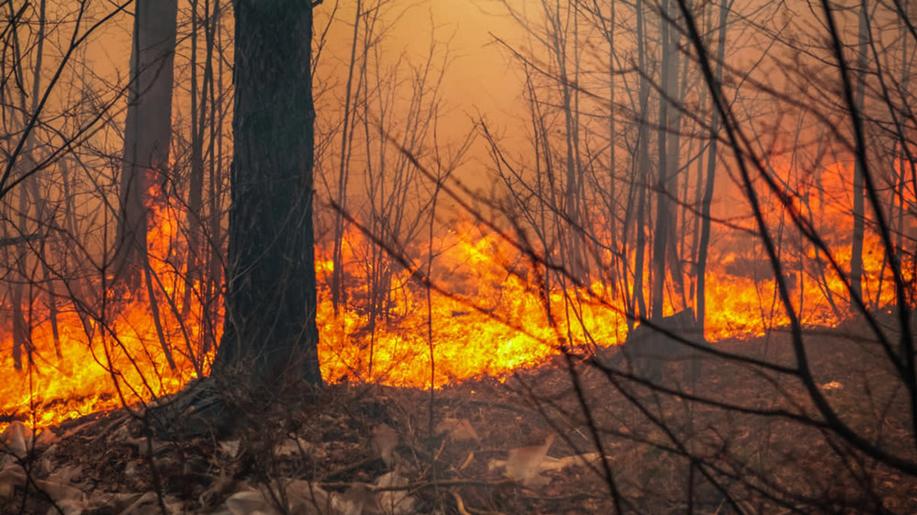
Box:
[2, 315, 917, 514]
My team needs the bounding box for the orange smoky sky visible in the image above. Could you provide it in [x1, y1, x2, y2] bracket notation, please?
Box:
[73, 0, 529, 188]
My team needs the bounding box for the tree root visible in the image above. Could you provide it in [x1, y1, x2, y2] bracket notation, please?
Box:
[145, 378, 237, 439]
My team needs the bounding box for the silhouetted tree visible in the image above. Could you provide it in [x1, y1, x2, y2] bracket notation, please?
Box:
[115, 0, 179, 284]
[212, 0, 323, 388]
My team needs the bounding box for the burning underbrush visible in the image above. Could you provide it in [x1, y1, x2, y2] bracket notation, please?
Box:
[1, 319, 915, 513]
[0, 160, 910, 432]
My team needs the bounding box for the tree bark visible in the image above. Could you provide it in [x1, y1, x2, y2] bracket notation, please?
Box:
[631, 0, 651, 323]
[331, 0, 363, 315]
[695, 0, 729, 335]
[183, 0, 217, 319]
[115, 0, 178, 285]
[213, 0, 322, 387]
[651, 0, 676, 321]
[850, 2, 869, 300]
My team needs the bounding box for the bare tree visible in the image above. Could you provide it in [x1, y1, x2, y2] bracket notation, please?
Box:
[213, 0, 322, 389]
[694, 0, 730, 334]
[115, 0, 179, 285]
[849, 0, 870, 300]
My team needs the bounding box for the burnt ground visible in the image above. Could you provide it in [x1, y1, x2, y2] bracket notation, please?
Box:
[2, 315, 917, 514]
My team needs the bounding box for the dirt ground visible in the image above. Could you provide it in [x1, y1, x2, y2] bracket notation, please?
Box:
[2, 316, 917, 514]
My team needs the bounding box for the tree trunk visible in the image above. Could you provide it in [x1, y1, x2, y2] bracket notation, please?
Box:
[331, 0, 363, 315]
[651, 0, 675, 321]
[695, 0, 729, 335]
[631, 0, 651, 323]
[183, 0, 216, 318]
[849, 2, 869, 300]
[213, 0, 322, 388]
[115, 0, 178, 284]
[6, 0, 48, 369]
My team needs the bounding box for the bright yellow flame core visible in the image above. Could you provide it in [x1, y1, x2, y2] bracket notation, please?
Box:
[0, 163, 912, 430]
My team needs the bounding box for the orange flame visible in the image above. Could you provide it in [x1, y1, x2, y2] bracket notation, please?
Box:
[0, 162, 912, 431]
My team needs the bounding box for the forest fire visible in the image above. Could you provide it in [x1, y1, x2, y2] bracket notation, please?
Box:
[2, 1, 916, 512]
[0, 163, 907, 432]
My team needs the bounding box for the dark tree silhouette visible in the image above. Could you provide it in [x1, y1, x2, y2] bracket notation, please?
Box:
[212, 0, 323, 388]
[115, 0, 178, 285]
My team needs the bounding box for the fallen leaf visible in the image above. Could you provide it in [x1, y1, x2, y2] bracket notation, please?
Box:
[219, 440, 241, 458]
[54, 498, 87, 515]
[199, 472, 236, 508]
[452, 491, 471, 515]
[0, 464, 26, 499]
[375, 470, 415, 514]
[459, 451, 475, 471]
[118, 491, 158, 515]
[1, 421, 31, 459]
[539, 452, 602, 472]
[225, 489, 277, 515]
[275, 437, 311, 458]
[104, 492, 148, 513]
[284, 479, 331, 514]
[435, 418, 480, 442]
[821, 380, 843, 391]
[35, 478, 84, 506]
[487, 459, 506, 473]
[332, 484, 375, 515]
[503, 433, 556, 486]
[34, 430, 56, 449]
[371, 424, 399, 467]
[47, 465, 82, 486]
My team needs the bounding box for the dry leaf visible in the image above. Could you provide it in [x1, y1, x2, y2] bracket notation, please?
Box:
[34, 430, 56, 448]
[118, 491, 159, 515]
[1, 421, 31, 459]
[105, 492, 149, 513]
[375, 470, 415, 514]
[435, 418, 480, 442]
[0, 464, 26, 499]
[284, 479, 331, 515]
[333, 484, 375, 515]
[199, 472, 236, 508]
[491, 449, 605, 486]
[451, 491, 471, 515]
[459, 451, 475, 471]
[225, 489, 277, 515]
[371, 424, 399, 467]
[219, 440, 241, 458]
[503, 433, 555, 486]
[487, 459, 506, 473]
[539, 452, 602, 472]
[47, 465, 82, 486]
[275, 438, 311, 458]
[225, 480, 332, 515]
[36, 478, 84, 505]
[821, 380, 843, 391]
[52, 498, 87, 515]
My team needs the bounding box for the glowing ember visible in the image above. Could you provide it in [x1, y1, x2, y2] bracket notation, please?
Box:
[0, 162, 911, 431]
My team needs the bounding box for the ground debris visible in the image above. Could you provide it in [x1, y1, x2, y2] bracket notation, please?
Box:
[3, 325, 917, 513]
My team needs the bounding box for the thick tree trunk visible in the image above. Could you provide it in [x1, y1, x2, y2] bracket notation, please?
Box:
[115, 0, 178, 284]
[213, 0, 322, 387]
